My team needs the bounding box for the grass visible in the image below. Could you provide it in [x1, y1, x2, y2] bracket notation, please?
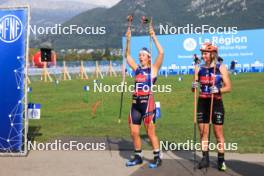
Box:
[28, 73, 264, 153]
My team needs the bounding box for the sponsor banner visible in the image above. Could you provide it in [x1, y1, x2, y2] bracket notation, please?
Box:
[0, 7, 29, 152]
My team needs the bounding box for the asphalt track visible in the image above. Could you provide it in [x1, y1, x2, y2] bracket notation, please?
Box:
[0, 138, 263, 176]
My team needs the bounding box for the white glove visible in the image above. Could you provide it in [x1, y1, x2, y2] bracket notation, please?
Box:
[192, 81, 199, 89]
[210, 86, 220, 94]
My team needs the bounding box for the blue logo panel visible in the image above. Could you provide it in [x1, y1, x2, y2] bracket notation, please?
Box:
[123, 29, 264, 73]
[0, 7, 28, 152]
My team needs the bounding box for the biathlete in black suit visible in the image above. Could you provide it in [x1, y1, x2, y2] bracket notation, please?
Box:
[192, 42, 232, 171]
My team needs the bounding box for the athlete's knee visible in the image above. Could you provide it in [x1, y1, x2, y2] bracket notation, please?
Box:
[200, 127, 209, 138]
[201, 132, 210, 141]
[147, 126, 157, 139]
[214, 126, 224, 140]
[215, 132, 224, 143]
[130, 129, 140, 138]
[147, 131, 156, 139]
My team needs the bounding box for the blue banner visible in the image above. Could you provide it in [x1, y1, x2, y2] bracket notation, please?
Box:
[123, 29, 264, 73]
[0, 7, 29, 152]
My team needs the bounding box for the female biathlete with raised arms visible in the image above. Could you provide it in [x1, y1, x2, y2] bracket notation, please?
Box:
[125, 24, 164, 168]
[192, 42, 232, 171]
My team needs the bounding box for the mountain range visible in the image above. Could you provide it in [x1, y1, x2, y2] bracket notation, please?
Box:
[50, 0, 264, 49]
[3, 0, 261, 49]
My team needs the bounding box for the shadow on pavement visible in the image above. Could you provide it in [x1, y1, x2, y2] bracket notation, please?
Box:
[226, 160, 264, 176]
[128, 150, 264, 176]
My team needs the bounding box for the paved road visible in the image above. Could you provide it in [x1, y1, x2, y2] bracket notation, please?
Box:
[0, 138, 263, 176]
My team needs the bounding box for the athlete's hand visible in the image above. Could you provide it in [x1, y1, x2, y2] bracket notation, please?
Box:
[192, 81, 199, 89]
[126, 28, 131, 40]
[149, 25, 155, 38]
[210, 85, 220, 94]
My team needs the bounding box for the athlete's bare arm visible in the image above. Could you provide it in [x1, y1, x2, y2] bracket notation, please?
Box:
[125, 28, 137, 71]
[151, 26, 164, 77]
[220, 64, 232, 93]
